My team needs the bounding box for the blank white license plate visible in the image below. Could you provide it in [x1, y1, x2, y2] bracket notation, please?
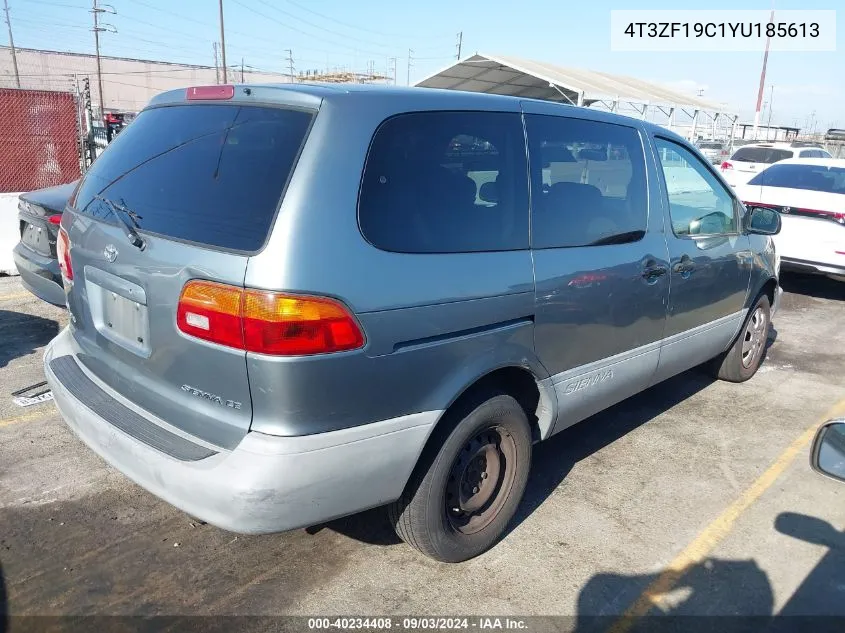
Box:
[88, 282, 151, 357]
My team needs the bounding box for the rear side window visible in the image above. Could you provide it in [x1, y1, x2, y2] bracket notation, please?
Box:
[72, 105, 313, 252]
[525, 115, 648, 248]
[730, 146, 792, 163]
[358, 111, 529, 253]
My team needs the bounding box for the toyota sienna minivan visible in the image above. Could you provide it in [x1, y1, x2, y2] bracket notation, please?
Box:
[45, 83, 783, 562]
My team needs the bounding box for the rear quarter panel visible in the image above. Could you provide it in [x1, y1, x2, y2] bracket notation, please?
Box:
[244, 92, 549, 437]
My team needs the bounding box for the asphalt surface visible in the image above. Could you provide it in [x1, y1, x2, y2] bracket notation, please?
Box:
[0, 272, 844, 626]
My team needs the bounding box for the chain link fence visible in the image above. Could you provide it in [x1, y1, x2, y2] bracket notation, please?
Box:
[0, 88, 82, 193]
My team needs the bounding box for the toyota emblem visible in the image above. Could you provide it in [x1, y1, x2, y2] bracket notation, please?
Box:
[103, 244, 118, 262]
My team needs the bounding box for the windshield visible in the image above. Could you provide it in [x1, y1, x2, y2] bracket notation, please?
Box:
[730, 147, 792, 163]
[748, 163, 845, 194]
[71, 104, 313, 252]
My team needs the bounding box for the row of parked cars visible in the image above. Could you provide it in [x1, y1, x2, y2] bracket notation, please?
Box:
[9, 83, 843, 562]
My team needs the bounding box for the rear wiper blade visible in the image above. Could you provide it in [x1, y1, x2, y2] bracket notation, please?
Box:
[94, 195, 145, 250]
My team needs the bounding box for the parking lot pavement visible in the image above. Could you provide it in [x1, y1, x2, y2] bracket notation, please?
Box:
[1, 272, 844, 621]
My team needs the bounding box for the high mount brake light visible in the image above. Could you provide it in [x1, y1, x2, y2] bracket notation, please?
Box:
[186, 85, 235, 100]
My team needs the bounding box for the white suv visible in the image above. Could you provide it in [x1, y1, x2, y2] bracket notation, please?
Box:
[721, 142, 831, 187]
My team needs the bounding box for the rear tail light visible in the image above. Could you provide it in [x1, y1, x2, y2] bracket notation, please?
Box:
[720, 161, 733, 170]
[186, 85, 235, 100]
[177, 280, 365, 356]
[56, 227, 73, 280]
[48, 214, 62, 225]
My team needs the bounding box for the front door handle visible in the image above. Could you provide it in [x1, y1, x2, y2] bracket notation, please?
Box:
[673, 257, 696, 278]
[642, 264, 668, 284]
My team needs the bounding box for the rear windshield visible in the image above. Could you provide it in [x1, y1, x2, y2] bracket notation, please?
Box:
[748, 163, 845, 194]
[698, 142, 723, 149]
[730, 147, 792, 163]
[71, 104, 313, 252]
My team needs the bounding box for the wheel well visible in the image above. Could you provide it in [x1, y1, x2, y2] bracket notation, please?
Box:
[442, 367, 544, 443]
[760, 277, 777, 306]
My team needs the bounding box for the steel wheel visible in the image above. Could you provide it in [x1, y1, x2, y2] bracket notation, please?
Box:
[741, 306, 767, 368]
[445, 426, 517, 535]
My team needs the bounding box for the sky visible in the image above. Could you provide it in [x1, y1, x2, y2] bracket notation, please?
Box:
[6, 0, 843, 130]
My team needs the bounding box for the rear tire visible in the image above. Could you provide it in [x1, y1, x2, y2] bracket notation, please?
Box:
[388, 390, 532, 563]
[712, 294, 771, 383]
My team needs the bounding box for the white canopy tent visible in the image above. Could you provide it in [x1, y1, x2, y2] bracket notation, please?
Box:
[416, 53, 738, 141]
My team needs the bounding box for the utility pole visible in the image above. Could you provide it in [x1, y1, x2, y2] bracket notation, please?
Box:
[91, 0, 116, 117]
[766, 84, 775, 140]
[406, 48, 413, 86]
[240, 57, 244, 83]
[752, 1, 774, 140]
[2, 0, 20, 88]
[285, 49, 294, 82]
[213, 42, 219, 84]
[218, 0, 227, 83]
[456, 31, 462, 60]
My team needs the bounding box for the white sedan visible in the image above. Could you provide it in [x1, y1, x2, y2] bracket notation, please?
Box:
[735, 158, 845, 281]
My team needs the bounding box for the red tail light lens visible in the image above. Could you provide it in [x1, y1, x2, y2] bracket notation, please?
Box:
[177, 281, 244, 349]
[48, 214, 62, 225]
[720, 161, 733, 170]
[176, 281, 365, 356]
[56, 227, 73, 280]
[243, 290, 365, 355]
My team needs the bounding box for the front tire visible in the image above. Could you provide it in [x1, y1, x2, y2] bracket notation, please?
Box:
[388, 391, 532, 563]
[712, 294, 771, 383]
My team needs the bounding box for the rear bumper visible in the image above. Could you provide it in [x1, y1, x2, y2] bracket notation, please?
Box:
[781, 257, 845, 279]
[12, 242, 65, 306]
[45, 327, 439, 534]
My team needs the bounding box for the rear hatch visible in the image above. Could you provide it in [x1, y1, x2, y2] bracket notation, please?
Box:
[62, 99, 314, 449]
[723, 146, 793, 184]
[18, 182, 77, 259]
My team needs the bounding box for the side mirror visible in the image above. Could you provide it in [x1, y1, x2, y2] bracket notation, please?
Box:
[811, 420, 845, 483]
[745, 205, 782, 235]
[478, 181, 498, 204]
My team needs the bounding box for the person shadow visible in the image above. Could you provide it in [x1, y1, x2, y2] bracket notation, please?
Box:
[572, 511, 845, 633]
[574, 556, 774, 633]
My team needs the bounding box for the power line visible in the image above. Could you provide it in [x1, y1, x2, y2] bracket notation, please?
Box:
[229, 0, 401, 59]
[281, 0, 453, 42]
[253, 0, 400, 52]
[20, 0, 87, 8]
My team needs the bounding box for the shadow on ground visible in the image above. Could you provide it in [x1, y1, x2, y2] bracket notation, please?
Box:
[0, 309, 58, 369]
[570, 511, 845, 633]
[780, 273, 845, 301]
[1, 560, 7, 633]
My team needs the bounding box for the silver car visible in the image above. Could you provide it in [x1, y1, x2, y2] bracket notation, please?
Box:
[46, 84, 782, 562]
